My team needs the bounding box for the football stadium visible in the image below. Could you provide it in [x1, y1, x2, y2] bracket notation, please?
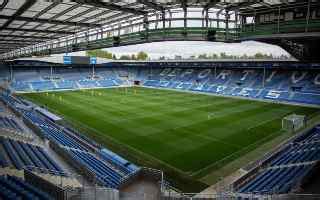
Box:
[0, 0, 320, 199]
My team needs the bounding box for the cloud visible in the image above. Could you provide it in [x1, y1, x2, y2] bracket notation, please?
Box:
[101, 41, 290, 59]
[45, 40, 290, 61]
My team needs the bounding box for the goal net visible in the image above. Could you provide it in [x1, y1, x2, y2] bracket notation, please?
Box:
[282, 114, 306, 132]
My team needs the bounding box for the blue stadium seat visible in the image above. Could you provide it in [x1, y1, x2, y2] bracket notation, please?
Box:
[237, 126, 320, 194]
[68, 149, 126, 188]
[0, 116, 22, 132]
[8, 65, 320, 105]
[99, 148, 139, 175]
[22, 111, 87, 151]
[0, 138, 66, 175]
[0, 175, 53, 200]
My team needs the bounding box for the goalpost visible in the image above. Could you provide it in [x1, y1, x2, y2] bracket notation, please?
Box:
[282, 114, 306, 132]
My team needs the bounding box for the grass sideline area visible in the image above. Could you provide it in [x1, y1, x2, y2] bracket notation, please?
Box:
[21, 87, 320, 192]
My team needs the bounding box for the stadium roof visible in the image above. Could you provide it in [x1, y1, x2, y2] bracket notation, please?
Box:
[0, 0, 312, 55]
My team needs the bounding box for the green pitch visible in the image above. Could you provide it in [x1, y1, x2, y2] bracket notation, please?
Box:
[21, 87, 319, 181]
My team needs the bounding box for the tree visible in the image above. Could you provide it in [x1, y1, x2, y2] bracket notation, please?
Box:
[211, 53, 218, 59]
[86, 49, 113, 59]
[198, 54, 208, 59]
[220, 52, 227, 59]
[120, 55, 131, 60]
[137, 51, 148, 60]
[254, 52, 264, 59]
[241, 54, 248, 59]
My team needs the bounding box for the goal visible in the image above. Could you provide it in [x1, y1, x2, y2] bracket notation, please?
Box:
[282, 114, 306, 132]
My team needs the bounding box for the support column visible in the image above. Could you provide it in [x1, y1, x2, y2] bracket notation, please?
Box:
[205, 8, 209, 28]
[235, 10, 238, 37]
[162, 10, 166, 29]
[241, 14, 245, 33]
[216, 13, 220, 29]
[75, 33, 78, 45]
[162, 10, 166, 39]
[155, 13, 159, 29]
[225, 10, 229, 40]
[169, 11, 172, 28]
[85, 31, 89, 43]
[143, 14, 149, 41]
[183, 5, 187, 30]
[253, 10, 256, 32]
[92, 65, 95, 79]
[277, 6, 281, 33]
[202, 9, 205, 27]
[263, 67, 266, 88]
[100, 28, 103, 39]
[214, 66, 217, 79]
[117, 23, 121, 37]
[305, 0, 311, 32]
[10, 64, 13, 81]
[130, 21, 133, 34]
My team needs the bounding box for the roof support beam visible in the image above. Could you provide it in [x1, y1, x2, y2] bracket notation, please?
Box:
[240, 2, 320, 15]
[181, 0, 187, 29]
[280, 0, 290, 5]
[0, 46, 27, 50]
[9, 2, 61, 40]
[78, 10, 112, 24]
[0, 0, 8, 10]
[51, 4, 83, 20]
[35, 2, 60, 17]
[0, 15, 101, 28]
[204, 0, 220, 10]
[90, 13, 134, 27]
[74, 0, 146, 15]
[137, 0, 165, 12]
[0, 34, 57, 40]
[0, 0, 37, 30]
[0, 39, 44, 43]
[227, 1, 264, 11]
[0, 43, 35, 47]
[4, 27, 74, 35]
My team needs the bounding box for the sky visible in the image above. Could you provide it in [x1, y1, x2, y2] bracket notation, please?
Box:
[99, 41, 290, 59]
[36, 40, 290, 62]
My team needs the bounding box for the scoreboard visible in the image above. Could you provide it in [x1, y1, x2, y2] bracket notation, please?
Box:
[63, 56, 96, 64]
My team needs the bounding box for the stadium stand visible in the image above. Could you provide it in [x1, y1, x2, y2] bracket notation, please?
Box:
[22, 111, 87, 151]
[7, 63, 320, 105]
[0, 175, 53, 200]
[67, 149, 126, 188]
[235, 126, 320, 195]
[0, 116, 23, 132]
[141, 67, 320, 105]
[31, 81, 56, 91]
[98, 148, 139, 175]
[0, 91, 141, 190]
[10, 66, 122, 92]
[238, 165, 313, 194]
[0, 137, 65, 175]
